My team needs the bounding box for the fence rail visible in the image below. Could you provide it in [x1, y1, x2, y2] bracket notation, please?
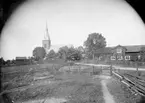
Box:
[76, 62, 145, 96]
[112, 71, 145, 97]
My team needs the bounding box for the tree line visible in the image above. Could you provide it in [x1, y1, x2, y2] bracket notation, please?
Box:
[1, 32, 145, 66]
[0, 33, 106, 66]
[32, 32, 106, 62]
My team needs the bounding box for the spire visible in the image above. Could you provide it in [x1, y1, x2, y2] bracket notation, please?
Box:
[44, 21, 50, 40]
[43, 21, 51, 51]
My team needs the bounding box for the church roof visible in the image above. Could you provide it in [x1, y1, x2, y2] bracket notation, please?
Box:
[48, 45, 65, 52]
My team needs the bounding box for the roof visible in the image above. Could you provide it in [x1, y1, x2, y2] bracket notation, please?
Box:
[16, 57, 27, 60]
[95, 45, 145, 54]
[48, 44, 65, 52]
[96, 47, 112, 54]
[124, 45, 145, 52]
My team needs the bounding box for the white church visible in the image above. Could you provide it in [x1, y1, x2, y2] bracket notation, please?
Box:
[42, 23, 68, 54]
[42, 23, 51, 54]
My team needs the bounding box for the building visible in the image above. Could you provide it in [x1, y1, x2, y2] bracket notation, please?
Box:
[96, 45, 145, 62]
[42, 23, 51, 54]
[15, 56, 28, 65]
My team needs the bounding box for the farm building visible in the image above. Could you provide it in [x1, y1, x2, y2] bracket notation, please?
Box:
[95, 45, 145, 62]
[15, 57, 28, 65]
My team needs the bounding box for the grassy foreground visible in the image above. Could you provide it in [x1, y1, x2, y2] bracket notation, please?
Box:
[10, 73, 104, 103]
[1, 63, 104, 103]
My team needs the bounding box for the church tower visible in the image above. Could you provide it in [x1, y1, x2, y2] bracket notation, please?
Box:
[42, 22, 51, 54]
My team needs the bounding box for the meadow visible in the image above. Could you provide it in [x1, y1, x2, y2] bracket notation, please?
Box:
[1, 61, 104, 103]
[1, 60, 145, 103]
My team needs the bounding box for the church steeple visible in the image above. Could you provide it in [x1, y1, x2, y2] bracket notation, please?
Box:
[42, 22, 51, 53]
[44, 22, 50, 41]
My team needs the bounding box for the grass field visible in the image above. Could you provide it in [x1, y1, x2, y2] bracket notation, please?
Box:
[8, 73, 104, 103]
[2, 61, 145, 103]
[1, 61, 69, 90]
[1, 63, 104, 103]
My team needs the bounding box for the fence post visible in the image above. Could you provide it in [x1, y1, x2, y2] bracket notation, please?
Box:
[135, 62, 138, 91]
[136, 62, 139, 76]
[110, 64, 113, 76]
[78, 66, 80, 74]
[92, 66, 95, 75]
[101, 66, 103, 74]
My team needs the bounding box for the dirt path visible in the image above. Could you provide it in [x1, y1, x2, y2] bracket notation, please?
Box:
[100, 76, 115, 103]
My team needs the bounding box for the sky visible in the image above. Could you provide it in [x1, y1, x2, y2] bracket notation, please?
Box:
[0, 0, 145, 60]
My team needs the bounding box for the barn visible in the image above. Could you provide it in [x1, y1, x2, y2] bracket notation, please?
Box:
[15, 57, 28, 65]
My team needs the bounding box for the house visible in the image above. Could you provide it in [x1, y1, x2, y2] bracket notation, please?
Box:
[15, 57, 28, 65]
[96, 45, 145, 62]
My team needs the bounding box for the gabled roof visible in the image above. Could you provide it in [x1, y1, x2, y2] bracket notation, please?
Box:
[124, 45, 145, 52]
[113, 45, 127, 50]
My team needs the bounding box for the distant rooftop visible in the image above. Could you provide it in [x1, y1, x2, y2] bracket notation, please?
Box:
[96, 47, 112, 54]
[124, 45, 145, 52]
[16, 57, 27, 60]
[96, 45, 145, 54]
[49, 44, 72, 52]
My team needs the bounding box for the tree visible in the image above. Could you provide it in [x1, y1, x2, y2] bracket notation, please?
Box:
[77, 46, 84, 53]
[67, 51, 82, 61]
[58, 46, 69, 60]
[46, 49, 56, 59]
[0, 57, 5, 66]
[5, 60, 11, 66]
[84, 33, 106, 59]
[77, 46, 86, 59]
[33, 47, 46, 61]
[58, 46, 82, 61]
[67, 47, 76, 58]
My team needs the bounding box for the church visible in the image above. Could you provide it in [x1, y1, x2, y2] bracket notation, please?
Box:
[42, 23, 64, 54]
[42, 23, 51, 54]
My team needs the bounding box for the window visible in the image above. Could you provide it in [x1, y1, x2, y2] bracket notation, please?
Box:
[117, 48, 122, 53]
[111, 56, 116, 60]
[125, 55, 130, 60]
[138, 55, 141, 59]
[117, 56, 123, 60]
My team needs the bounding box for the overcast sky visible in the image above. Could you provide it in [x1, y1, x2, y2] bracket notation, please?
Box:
[1, 0, 145, 60]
